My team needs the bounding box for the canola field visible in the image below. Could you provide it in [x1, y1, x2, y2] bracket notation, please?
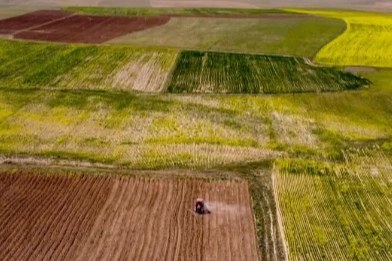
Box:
[289, 10, 392, 68]
[167, 51, 369, 93]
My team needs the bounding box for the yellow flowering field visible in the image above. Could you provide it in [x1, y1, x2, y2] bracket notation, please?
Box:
[287, 9, 392, 68]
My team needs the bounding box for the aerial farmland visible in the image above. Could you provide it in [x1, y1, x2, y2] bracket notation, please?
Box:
[0, 0, 391, 260]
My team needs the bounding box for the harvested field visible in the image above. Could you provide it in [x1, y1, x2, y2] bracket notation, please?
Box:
[0, 173, 259, 261]
[0, 10, 170, 43]
[167, 51, 370, 93]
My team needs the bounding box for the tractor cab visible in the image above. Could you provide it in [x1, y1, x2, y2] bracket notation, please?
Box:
[195, 198, 208, 215]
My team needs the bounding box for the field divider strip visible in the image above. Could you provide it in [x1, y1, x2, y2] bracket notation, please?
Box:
[272, 164, 289, 261]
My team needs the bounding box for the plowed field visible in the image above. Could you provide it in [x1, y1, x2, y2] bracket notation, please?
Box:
[0, 173, 259, 261]
[0, 10, 73, 34]
[0, 10, 170, 43]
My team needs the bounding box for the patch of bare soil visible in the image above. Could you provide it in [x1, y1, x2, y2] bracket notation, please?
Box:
[0, 9, 73, 34]
[0, 10, 170, 43]
[0, 172, 260, 261]
[344, 66, 377, 75]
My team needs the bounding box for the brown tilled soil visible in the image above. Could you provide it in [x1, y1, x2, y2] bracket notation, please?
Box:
[0, 172, 259, 261]
[0, 10, 73, 34]
[0, 10, 170, 43]
[0, 9, 312, 44]
[15, 15, 170, 44]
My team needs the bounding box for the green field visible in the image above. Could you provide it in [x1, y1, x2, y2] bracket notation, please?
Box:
[166, 51, 369, 93]
[0, 40, 177, 92]
[289, 9, 392, 67]
[0, 88, 282, 167]
[0, 40, 367, 94]
[275, 149, 392, 260]
[108, 16, 344, 57]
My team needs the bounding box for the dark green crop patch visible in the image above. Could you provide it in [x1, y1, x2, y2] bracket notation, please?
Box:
[166, 51, 370, 94]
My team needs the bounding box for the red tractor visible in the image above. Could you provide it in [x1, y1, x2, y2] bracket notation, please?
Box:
[194, 198, 209, 215]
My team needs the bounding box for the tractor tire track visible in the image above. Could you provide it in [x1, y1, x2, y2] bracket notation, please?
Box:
[49, 177, 111, 261]
[18, 176, 90, 261]
[117, 177, 144, 261]
[0, 174, 46, 260]
[163, 180, 183, 261]
[4, 175, 65, 261]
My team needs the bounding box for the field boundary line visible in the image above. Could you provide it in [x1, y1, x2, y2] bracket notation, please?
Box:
[282, 8, 351, 63]
[271, 163, 289, 261]
[314, 18, 351, 65]
[161, 51, 180, 92]
[311, 17, 347, 60]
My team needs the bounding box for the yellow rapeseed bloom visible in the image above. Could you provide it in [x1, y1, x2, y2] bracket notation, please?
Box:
[286, 9, 392, 68]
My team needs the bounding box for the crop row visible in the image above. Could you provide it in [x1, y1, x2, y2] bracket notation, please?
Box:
[275, 149, 392, 260]
[166, 51, 369, 93]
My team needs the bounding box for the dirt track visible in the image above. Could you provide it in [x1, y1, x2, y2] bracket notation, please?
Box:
[0, 172, 259, 261]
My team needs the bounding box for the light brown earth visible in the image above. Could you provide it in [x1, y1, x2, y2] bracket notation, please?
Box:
[0, 172, 260, 261]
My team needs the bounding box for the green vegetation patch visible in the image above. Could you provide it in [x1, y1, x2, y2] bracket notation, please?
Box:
[1, 40, 391, 166]
[166, 51, 369, 94]
[108, 16, 344, 57]
[0, 39, 178, 92]
[63, 6, 293, 16]
[0, 88, 279, 167]
[276, 149, 392, 260]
